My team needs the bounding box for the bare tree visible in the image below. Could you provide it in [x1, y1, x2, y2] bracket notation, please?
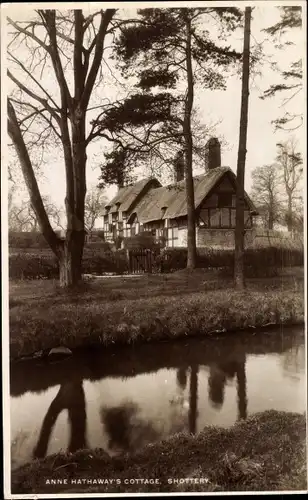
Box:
[7, 8, 118, 287]
[276, 138, 303, 233]
[84, 186, 107, 235]
[234, 7, 252, 290]
[250, 164, 282, 230]
[9, 195, 64, 232]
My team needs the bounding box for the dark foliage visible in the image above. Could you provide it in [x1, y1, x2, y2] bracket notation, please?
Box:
[156, 247, 304, 275]
[261, 7, 302, 130]
[264, 7, 302, 36]
[98, 7, 243, 187]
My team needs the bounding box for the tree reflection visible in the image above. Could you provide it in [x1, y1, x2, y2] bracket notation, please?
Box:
[101, 402, 159, 453]
[33, 381, 87, 459]
[236, 362, 247, 420]
[208, 358, 247, 420]
[281, 345, 305, 379]
[176, 367, 188, 390]
[188, 365, 199, 434]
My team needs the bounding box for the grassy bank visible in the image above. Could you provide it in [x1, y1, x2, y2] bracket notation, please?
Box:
[9, 269, 304, 360]
[11, 410, 306, 494]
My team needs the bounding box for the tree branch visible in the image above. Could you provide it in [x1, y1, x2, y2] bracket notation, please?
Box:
[8, 51, 60, 113]
[39, 10, 73, 113]
[8, 70, 60, 123]
[7, 17, 50, 51]
[81, 9, 116, 109]
[7, 99, 61, 255]
[74, 10, 85, 100]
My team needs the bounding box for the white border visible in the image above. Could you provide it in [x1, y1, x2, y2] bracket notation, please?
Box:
[1, 1, 307, 498]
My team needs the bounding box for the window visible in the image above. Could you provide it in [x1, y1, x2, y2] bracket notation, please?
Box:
[167, 226, 178, 247]
[217, 193, 233, 208]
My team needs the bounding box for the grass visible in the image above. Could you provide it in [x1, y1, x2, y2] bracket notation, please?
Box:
[9, 268, 304, 360]
[11, 410, 307, 494]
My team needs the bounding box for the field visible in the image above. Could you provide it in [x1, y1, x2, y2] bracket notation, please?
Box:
[9, 267, 304, 359]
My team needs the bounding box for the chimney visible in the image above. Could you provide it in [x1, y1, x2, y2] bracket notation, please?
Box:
[205, 137, 221, 170]
[174, 151, 185, 182]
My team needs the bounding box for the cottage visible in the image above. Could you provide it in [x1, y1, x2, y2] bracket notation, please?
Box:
[102, 138, 258, 248]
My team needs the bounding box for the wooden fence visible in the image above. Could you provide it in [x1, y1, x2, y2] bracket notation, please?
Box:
[128, 249, 160, 274]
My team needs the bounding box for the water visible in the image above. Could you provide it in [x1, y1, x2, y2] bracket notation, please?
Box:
[10, 326, 305, 470]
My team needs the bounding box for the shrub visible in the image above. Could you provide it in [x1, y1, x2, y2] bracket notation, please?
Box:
[9, 232, 50, 249]
[124, 232, 162, 250]
[9, 253, 58, 280]
[9, 248, 129, 280]
[82, 250, 128, 275]
[85, 241, 113, 252]
[9, 244, 303, 281]
[156, 246, 304, 275]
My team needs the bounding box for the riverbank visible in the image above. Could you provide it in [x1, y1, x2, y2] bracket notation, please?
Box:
[9, 270, 304, 359]
[11, 410, 306, 494]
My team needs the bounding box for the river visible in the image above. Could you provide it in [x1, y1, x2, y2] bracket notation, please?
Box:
[10, 325, 305, 470]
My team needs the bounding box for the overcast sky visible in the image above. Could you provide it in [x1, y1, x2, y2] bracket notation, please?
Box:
[5, 2, 305, 208]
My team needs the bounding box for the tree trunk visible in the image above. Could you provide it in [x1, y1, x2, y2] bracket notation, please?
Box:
[268, 211, 274, 230]
[287, 193, 293, 232]
[59, 230, 85, 287]
[59, 107, 87, 288]
[234, 7, 251, 290]
[184, 16, 197, 269]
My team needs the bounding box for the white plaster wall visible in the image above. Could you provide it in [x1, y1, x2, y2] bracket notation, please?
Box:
[177, 228, 187, 247]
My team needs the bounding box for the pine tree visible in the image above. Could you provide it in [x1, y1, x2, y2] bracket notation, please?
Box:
[261, 6, 303, 130]
[234, 7, 252, 290]
[99, 7, 242, 268]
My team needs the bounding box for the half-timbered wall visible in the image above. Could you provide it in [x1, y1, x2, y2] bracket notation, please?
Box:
[198, 175, 253, 230]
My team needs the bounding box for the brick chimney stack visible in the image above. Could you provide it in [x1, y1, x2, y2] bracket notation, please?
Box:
[174, 151, 185, 182]
[205, 138, 221, 170]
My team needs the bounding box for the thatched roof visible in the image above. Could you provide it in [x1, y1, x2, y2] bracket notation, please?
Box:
[132, 167, 257, 224]
[104, 178, 161, 214]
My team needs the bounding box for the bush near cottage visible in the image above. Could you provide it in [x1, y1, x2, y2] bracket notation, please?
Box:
[9, 247, 129, 280]
[123, 232, 162, 250]
[9, 243, 303, 280]
[157, 247, 304, 274]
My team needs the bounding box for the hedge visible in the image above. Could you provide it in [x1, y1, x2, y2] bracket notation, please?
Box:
[9, 249, 129, 280]
[9, 246, 303, 280]
[123, 232, 164, 250]
[157, 247, 304, 274]
[9, 232, 50, 249]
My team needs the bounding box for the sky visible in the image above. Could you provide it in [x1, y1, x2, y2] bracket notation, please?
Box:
[4, 2, 305, 211]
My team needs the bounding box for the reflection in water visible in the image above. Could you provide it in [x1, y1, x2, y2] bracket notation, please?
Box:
[10, 326, 305, 468]
[208, 359, 247, 420]
[33, 381, 87, 459]
[176, 367, 188, 391]
[236, 362, 247, 420]
[188, 365, 199, 434]
[281, 346, 305, 380]
[101, 402, 159, 453]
